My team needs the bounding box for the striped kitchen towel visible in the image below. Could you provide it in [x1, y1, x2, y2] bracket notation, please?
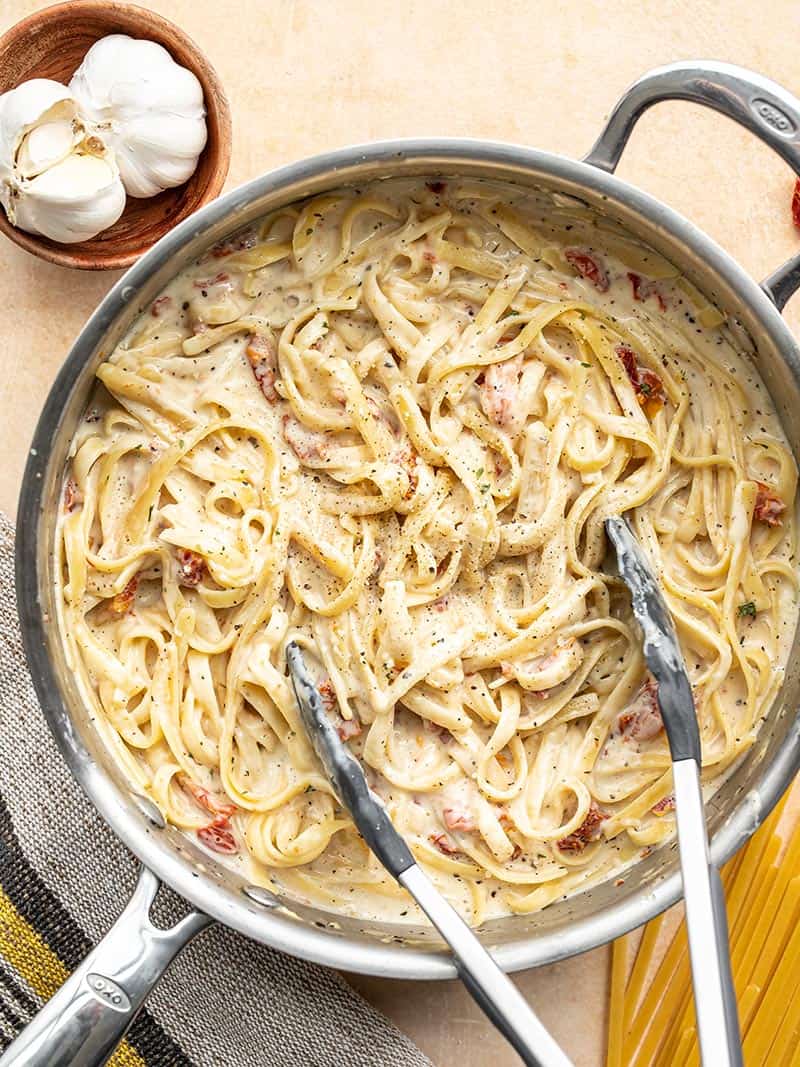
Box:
[0, 511, 431, 1067]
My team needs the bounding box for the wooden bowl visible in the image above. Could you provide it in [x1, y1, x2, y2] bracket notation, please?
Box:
[0, 1, 232, 270]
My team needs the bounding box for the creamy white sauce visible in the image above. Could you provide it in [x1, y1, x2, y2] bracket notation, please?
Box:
[57, 177, 799, 925]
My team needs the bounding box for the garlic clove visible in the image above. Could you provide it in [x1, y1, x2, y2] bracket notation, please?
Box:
[70, 35, 178, 112]
[70, 34, 207, 199]
[0, 76, 127, 244]
[16, 151, 126, 243]
[107, 63, 206, 119]
[0, 79, 84, 229]
[113, 114, 207, 198]
[0, 79, 75, 145]
[17, 117, 81, 178]
[27, 152, 116, 198]
[0, 79, 76, 175]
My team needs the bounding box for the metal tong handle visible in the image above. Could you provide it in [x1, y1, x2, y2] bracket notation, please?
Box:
[604, 517, 742, 1066]
[673, 761, 743, 1067]
[286, 642, 571, 1067]
[400, 865, 572, 1067]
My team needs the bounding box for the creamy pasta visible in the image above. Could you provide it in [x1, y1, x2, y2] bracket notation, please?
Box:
[58, 177, 798, 925]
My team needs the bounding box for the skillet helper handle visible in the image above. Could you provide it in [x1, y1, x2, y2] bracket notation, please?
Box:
[584, 60, 800, 310]
[400, 865, 573, 1067]
[0, 866, 212, 1067]
[672, 759, 743, 1067]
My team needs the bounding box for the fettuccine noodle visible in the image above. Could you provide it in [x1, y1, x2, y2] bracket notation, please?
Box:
[57, 177, 798, 924]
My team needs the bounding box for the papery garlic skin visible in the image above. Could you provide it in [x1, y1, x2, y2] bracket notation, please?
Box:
[0, 78, 126, 243]
[70, 35, 207, 199]
[17, 117, 79, 178]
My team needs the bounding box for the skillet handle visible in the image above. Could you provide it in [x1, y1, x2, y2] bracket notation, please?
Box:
[0, 866, 212, 1067]
[584, 60, 800, 310]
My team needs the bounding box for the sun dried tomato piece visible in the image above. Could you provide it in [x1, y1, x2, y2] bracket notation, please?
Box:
[627, 272, 667, 312]
[652, 794, 676, 816]
[371, 547, 385, 581]
[792, 179, 800, 231]
[198, 819, 238, 854]
[639, 368, 666, 404]
[150, 295, 172, 317]
[479, 355, 523, 428]
[395, 442, 419, 499]
[193, 271, 232, 290]
[336, 717, 362, 742]
[209, 231, 257, 259]
[618, 678, 663, 741]
[317, 679, 362, 741]
[426, 180, 446, 194]
[318, 679, 337, 713]
[282, 415, 330, 462]
[565, 248, 609, 292]
[64, 477, 82, 513]
[181, 776, 236, 817]
[615, 342, 638, 383]
[109, 575, 139, 615]
[615, 343, 666, 417]
[754, 481, 785, 527]
[246, 331, 279, 403]
[556, 803, 606, 853]
[443, 808, 476, 832]
[176, 548, 206, 587]
[429, 832, 461, 855]
[628, 271, 644, 301]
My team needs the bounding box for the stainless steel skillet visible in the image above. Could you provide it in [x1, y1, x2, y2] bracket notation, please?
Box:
[7, 60, 800, 1066]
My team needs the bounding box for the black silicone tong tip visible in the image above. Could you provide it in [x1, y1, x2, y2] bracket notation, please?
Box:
[285, 642, 414, 878]
[604, 516, 701, 764]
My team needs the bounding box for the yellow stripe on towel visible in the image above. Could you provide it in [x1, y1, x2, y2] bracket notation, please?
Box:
[0, 885, 145, 1067]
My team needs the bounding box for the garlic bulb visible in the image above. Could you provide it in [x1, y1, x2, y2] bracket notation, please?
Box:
[70, 35, 207, 199]
[0, 78, 126, 243]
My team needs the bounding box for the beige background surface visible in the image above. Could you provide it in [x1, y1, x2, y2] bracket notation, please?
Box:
[2, 2, 800, 1064]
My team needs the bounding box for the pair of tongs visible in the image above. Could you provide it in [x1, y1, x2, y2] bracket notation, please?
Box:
[605, 516, 743, 1066]
[288, 517, 743, 1066]
[286, 643, 573, 1067]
